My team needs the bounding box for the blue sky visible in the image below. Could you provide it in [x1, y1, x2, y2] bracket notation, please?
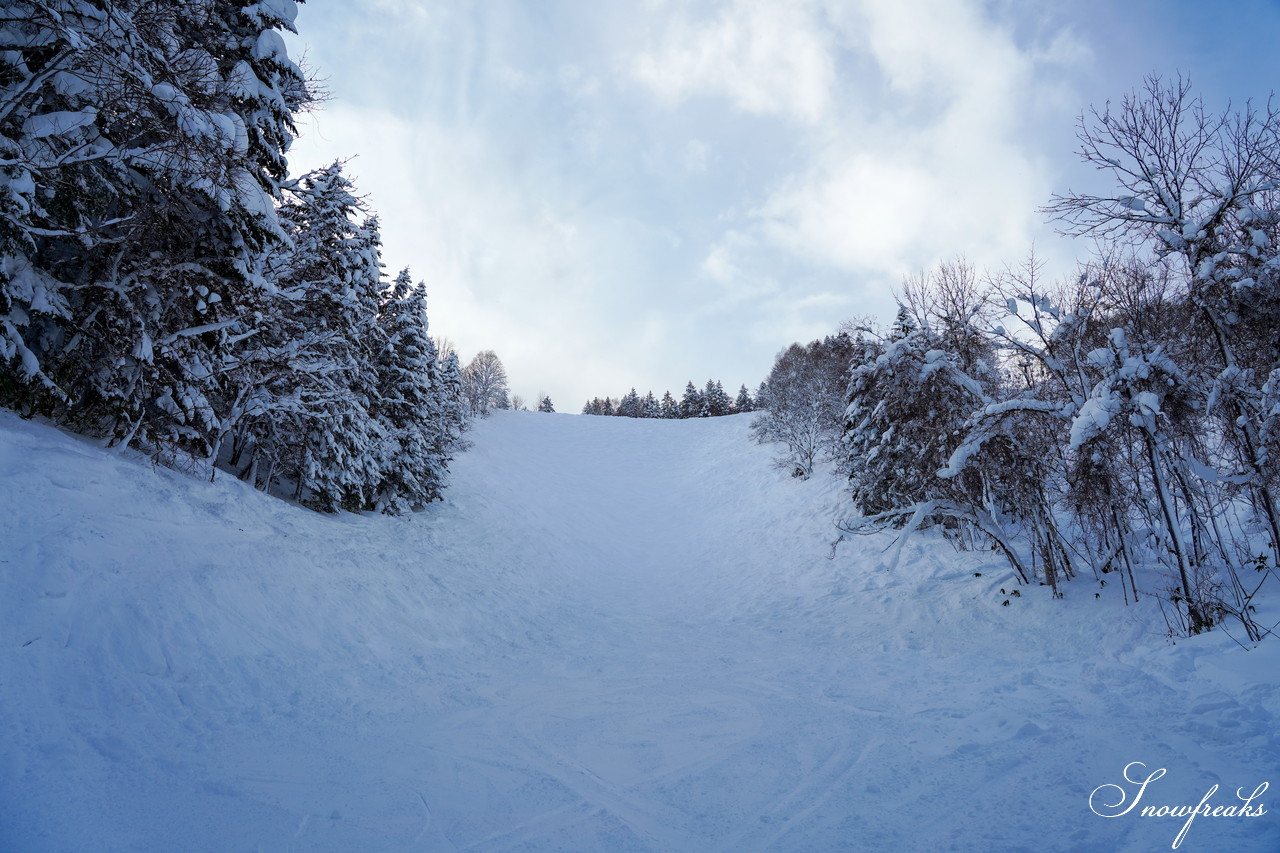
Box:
[283, 0, 1280, 411]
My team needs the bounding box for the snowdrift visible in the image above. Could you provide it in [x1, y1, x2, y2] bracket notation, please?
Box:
[1, 409, 1277, 851]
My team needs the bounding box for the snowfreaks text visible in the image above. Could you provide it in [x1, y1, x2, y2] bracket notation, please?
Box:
[1089, 761, 1268, 849]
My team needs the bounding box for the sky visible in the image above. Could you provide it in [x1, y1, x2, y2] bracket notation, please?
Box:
[281, 0, 1280, 412]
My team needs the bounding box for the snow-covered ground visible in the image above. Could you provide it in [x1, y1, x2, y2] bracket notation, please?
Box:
[1, 409, 1277, 852]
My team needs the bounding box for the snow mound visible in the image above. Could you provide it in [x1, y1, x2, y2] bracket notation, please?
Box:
[1, 409, 1277, 851]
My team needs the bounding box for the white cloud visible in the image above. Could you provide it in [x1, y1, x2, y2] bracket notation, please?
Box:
[690, 0, 1078, 308]
[284, 0, 1114, 406]
[631, 0, 836, 123]
[288, 101, 619, 401]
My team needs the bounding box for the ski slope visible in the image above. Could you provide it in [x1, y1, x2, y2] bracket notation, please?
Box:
[1, 409, 1277, 852]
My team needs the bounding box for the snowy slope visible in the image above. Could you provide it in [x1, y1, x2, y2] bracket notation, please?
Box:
[1, 409, 1277, 852]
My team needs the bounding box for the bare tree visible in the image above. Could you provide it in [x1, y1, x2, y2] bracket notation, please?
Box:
[1045, 75, 1280, 633]
[752, 336, 856, 478]
[433, 336, 457, 364]
[460, 350, 510, 417]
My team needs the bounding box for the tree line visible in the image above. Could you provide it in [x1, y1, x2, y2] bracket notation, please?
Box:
[583, 380, 755, 419]
[753, 77, 1280, 638]
[0, 1, 468, 514]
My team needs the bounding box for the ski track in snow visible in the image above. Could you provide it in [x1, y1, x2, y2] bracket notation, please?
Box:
[1, 409, 1278, 851]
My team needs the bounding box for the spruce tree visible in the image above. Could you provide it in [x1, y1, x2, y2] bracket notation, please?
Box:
[370, 270, 448, 512]
[679, 381, 702, 419]
[704, 379, 732, 416]
[618, 387, 642, 418]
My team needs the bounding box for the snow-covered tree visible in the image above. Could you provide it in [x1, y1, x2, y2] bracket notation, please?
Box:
[1046, 75, 1280, 574]
[0, 0, 308, 460]
[753, 337, 853, 478]
[267, 167, 385, 511]
[755, 380, 770, 410]
[538, 396, 554, 413]
[703, 380, 732, 417]
[733, 384, 754, 413]
[618, 387, 642, 418]
[888, 304, 917, 341]
[659, 390, 678, 419]
[844, 328, 985, 517]
[436, 350, 467, 448]
[1036, 76, 1280, 633]
[679, 381, 702, 419]
[372, 269, 448, 513]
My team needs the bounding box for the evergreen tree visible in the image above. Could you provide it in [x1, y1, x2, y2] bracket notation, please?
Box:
[679, 381, 702, 419]
[618, 387, 642, 418]
[270, 169, 386, 512]
[436, 350, 467, 448]
[538, 396, 554, 413]
[373, 269, 447, 513]
[844, 327, 984, 518]
[733, 384, 754, 413]
[0, 0, 308, 460]
[641, 391, 660, 418]
[888, 304, 918, 341]
[704, 379, 732, 416]
[660, 390, 678, 419]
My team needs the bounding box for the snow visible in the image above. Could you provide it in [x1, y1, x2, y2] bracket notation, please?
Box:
[21, 109, 97, 139]
[1, 409, 1278, 851]
[254, 30, 290, 63]
[252, 0, 300, 28]
[1070, 389, 1119, 450]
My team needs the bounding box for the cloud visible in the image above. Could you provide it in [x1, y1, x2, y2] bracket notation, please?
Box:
[673, 0, 1085, 317]
[631, 0, 836, 123]
[289, 101, 609, 393]
[283, 0, 1112, 407]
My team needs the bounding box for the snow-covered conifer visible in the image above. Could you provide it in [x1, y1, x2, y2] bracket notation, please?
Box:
[844, 328, 983, 516]
[679, 381, 702, 419]
[0, 0, 308, 460]
[371, 269, 449, 513]
[267, 169, 385, 511]
[704, 380, 732, 417]
[617, 387, 641, 418]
